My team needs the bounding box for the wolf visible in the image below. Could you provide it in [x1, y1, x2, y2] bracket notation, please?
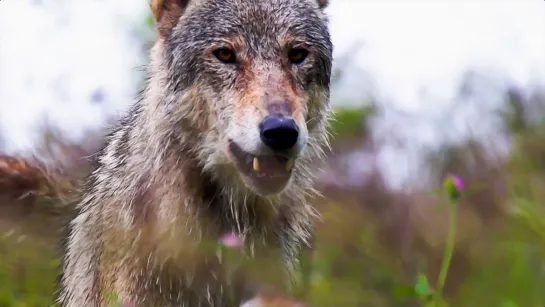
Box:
[3, 0, 333, 306]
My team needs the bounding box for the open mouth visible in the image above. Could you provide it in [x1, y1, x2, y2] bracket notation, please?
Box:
[228, 141, 295, 195]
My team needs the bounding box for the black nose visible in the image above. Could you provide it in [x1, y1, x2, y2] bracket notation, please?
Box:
[259, 115, 299, 151]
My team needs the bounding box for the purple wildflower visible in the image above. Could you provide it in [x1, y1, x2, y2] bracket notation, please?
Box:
[444, 175, 464, 201]
[220, 232, 242, 248]
[452, 175, 464, 191]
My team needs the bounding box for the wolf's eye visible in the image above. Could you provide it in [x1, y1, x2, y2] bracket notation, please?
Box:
[213, 48, 237, 64]
[288, 48, 309, 64]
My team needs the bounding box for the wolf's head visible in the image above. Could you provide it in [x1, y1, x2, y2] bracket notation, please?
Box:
[149, 0, 333, 196]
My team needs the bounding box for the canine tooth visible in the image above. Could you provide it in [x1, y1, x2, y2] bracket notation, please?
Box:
[252, 157, 260, 171]
[285, 159, 294, 171]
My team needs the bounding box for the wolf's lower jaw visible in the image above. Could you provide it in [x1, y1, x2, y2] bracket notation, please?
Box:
[228, 141, 296, 195]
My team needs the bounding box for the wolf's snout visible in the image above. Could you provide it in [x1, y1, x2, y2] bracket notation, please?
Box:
[259, 114, 299, 151]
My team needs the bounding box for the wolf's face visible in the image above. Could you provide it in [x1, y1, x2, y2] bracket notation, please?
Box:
[155, 0, 332, 196]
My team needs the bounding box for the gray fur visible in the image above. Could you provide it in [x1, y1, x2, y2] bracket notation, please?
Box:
[58, 0, 332, 306]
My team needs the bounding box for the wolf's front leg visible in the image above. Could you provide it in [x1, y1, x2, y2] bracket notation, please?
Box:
[58, 211, 103, 307]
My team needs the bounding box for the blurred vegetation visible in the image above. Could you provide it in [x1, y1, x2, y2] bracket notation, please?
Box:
[0, 236, 58, 307]
[1, 85, 545, 307]
[1, 7, 545, 307]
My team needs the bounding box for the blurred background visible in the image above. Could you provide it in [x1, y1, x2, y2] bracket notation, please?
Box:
[0, 0, 544, 306]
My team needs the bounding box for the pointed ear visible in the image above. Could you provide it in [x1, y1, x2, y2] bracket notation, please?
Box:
[149, 0, 191, 39]
[316, 0, 328, 9]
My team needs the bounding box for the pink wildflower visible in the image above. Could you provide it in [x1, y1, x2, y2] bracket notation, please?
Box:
[452, 175, 464, 190]
[220, 232, 242, 248]
[444, 174, 464, 201]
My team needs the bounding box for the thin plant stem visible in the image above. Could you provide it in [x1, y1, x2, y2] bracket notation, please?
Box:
[435, 201, 457, 305]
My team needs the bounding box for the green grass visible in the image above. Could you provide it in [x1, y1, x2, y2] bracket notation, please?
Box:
[0, 235, 59, 307]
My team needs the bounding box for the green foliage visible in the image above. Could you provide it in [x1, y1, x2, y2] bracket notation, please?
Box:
[0, 235, 59, 307]
[329, 105, 375, 138]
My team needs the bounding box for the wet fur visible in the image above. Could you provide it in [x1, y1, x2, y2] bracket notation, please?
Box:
[58, 0, 333, 306]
